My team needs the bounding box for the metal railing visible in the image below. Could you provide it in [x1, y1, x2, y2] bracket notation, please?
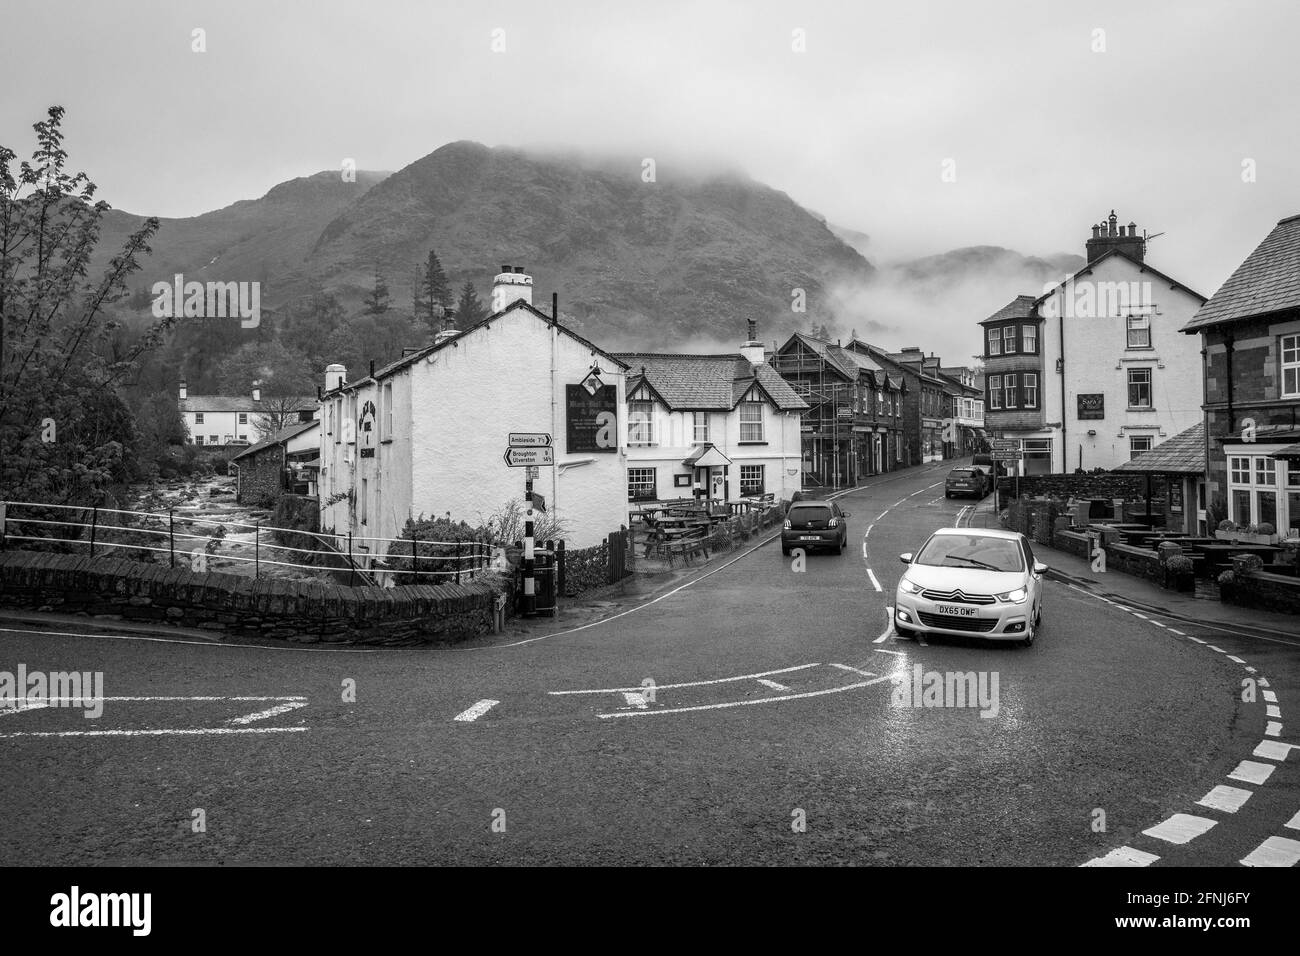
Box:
[0, 500, 495, 586]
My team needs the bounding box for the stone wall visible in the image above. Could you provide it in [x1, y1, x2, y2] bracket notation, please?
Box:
[1234, 570, 1300, 616]
[0, 551, 509, 645]
[1003, 473, 1149, 501]
[235, 446, 284, 506]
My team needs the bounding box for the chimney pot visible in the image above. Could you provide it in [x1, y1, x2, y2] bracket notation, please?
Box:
[500, 264, 509, 274]
[179, 380, 188, 400]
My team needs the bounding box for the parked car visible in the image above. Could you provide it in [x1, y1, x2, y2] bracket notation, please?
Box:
[944, 467, 987, 499]
[893, 528, 1047, 646]
[781, 500, 849, 555]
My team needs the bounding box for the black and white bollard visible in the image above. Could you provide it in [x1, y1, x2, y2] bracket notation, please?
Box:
[523, 477, 536, 615]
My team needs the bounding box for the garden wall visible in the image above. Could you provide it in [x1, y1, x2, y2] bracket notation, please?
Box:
[1234, 570, 1300, 616]
[1003, 473, 1150, 501]
[0, 551, 509, 645]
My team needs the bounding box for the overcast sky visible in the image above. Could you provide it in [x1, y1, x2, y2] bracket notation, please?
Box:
[3, 0, 1298, 294]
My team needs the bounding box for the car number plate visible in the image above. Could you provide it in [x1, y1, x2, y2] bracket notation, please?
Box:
[801, 535, 820, 541]
[935, 604, 978, 616]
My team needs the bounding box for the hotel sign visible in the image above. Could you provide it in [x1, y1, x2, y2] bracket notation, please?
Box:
[1077, 393, 1105, 420]
[566, 384, 618, 454]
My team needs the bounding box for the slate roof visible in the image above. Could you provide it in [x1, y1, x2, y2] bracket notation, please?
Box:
[180, 395, 316, 413]
[1113, 422, 1205, 474]
[789, 333, 860, 380]
[1183, 213, 1300, 332]
[231, 419, 319, 462]
[978, 295, 1039, 326]
[615, 353, 807, 411]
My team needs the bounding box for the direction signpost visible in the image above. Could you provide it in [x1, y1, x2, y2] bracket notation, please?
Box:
[988, 439, 1022, 513]
[505, 433, 556, 616]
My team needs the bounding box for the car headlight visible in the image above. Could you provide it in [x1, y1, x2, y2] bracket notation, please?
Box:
[898, 577, 922, 594]
[995, 586, 1028, 604]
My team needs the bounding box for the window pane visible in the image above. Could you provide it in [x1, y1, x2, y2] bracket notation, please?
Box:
[987, 329, 1000, 355]
[1231, 489, 1252, 525]
[1256, 457, 1275, 486]
[1258, 491, 1277, 528]
[1023, 326, 1036, 352]
[1003, 327, 1016, 353]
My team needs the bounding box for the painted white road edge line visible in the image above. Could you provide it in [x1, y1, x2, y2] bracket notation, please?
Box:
[1196, 785, 1253, 814]
[598, 676, 892, 718]
[875, 648, 905, 656]
[0, 727, 309, 738]
[453, 699, 500, 722]
[229, 701, 308, 725]
[551, 662, 820, 695]
[24, 696, 306, 703]
[867, 569, 882, 592]
[0, 699, 49, 718]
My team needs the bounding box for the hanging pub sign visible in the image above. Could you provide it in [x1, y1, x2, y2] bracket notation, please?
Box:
[566, 383, 618, 453]
[358, 400, 377, 457]
[1077, 393, 1105, 420]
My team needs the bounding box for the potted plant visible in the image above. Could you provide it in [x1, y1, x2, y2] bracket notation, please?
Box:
[1215, 520, 1279, 545]
[1166, 554, 1195, 592]
[1217, 569, 1235, 603]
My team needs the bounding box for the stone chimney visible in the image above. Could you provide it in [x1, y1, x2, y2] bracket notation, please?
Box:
[740, 317, 764, 365]
[491, 265, 533, 312]
[1085, 209, 1146, 264]
[324, 364, 347, 393]
[179, 380, 187, 400]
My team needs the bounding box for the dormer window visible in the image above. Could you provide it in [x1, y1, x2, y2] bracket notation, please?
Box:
[1002, 327, 1017, 354]
[739, 402, 764, 442]
[628, 400, 655, 445]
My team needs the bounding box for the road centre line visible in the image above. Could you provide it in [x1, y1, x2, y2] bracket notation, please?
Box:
[550, 662, 821, 695]
[0, 727, 308, 739]
[453, 699, 500, 722]
[597, 675, 893, 719]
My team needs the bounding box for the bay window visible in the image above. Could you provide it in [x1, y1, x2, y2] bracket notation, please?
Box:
[988, 375, 1002, 410]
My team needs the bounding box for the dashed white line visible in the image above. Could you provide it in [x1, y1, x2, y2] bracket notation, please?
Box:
[1263, 690, 1278, 703]
[1286, 810, 1300, 831]
[453, 699, 500, 722]
[1241, 836, 1300, 867]
[1081, 846, 1159, 867]
[1254, 740, 1296, 761]
[875, 648, 905, 656]
[1267, 705, 1282, 718]
[1228, 760, 1276, 785]
[1142, 813, 1218, 845]
[1266, 721, 1283, 737]
[876, 511, 889, 521]
[1196, 785, 1253, 814]
[1227, 655, 1246, 664]
[756, 678, 789, 691]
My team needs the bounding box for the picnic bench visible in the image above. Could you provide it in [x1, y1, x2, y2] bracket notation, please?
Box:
[661, 534, 711, 567]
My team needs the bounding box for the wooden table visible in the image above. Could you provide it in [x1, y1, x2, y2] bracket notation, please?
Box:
[1189, 543, 1283, 577]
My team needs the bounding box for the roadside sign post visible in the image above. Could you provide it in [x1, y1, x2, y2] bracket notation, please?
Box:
[505, 435, 556, 616]
[989, 439, 1023, 516]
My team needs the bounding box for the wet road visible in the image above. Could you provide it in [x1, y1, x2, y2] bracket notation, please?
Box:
[2, 461, 1297, 865]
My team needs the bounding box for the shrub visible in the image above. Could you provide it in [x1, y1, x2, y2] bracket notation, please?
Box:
[1217, 519, 1237, 532]
[1166, 554, 1193, 574]
[1256, 522, 1275, 536]
[1217, 570, 1234, 586]
[1232, 553, 1264, 574]
[381, 514, 491, 585]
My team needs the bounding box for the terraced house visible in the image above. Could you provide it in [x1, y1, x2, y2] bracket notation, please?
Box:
[614, 322, 807, 505]
[1181, 212, 1300, 539]
[770, 333, 906, 488]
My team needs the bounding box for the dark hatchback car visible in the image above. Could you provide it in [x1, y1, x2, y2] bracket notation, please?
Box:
[781, 500, 849, 555]
[944, 467, 988, 499]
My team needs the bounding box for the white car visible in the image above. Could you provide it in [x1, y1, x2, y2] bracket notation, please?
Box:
[893, 528, 1047, 646]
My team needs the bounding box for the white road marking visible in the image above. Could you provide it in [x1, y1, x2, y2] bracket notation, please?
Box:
[1187, 636, 1206, 644]
[873, 607, 894, 643]
[0, 699, 49, 717]
[756, 678, 789, 691]
[551, 663, 821, 695]
[1266, 721, 1283, 737]
[1168, 628, 1186, 636]
[1267, 705, 1282, 718]
[830, 663, 876, 678]
[1196, 785, 1253, 813]
[893, 500, 907, 507]
[1081, 846, 1159, 867]
[1246, 666, 1257, 673]
[1149, 620, 1167, 628]
[1254, 740, 1296, 761]
[1258, 677, 1270, 687]
[1228, 655, 1246, 663]
[876, 511, 889, 521]
[17, 695, 306, 703]
[875, 648, 905, 656]
[621, 692, 649, 710]
[1263, 690, 1278, 703]
[0, 727, 308, 738]
[1133, 613, 1148, 620]
[862, 542, 869, 559]
[867, 569, 882, 592]
[1228, 760, 1276, 785]
[1241, 836, 1300, 867]
[1286, 810, 1300, 831]
[1142, 813, 1218, 844]
[598, 676, 892, 719]
[864, 524, 874, 539]
[453, 699, 500, 722]
[229, 701, 308, 725]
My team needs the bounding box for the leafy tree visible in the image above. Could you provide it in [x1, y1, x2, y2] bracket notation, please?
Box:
[1, 106, 167, 505]
[455, 279, 487, 327]
[362, 263, 390, 315]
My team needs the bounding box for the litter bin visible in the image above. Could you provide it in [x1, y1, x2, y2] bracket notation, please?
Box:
[517, 544, 557, 617]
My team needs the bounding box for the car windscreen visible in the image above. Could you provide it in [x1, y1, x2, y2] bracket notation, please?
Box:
[788, 506, 832, 524]
[914, 534, 1024, 572]
[948, 469, 974, 477]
